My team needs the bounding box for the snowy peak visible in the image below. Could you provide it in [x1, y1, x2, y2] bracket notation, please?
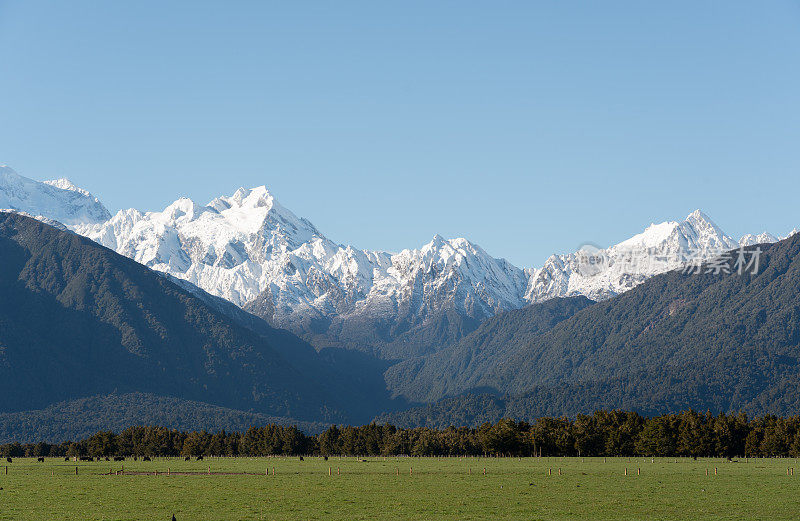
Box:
[231, 186, 273, 208]
[207, 186, 321, 246]
[0, 166, 110, 226]
[413, 235, 481, 266]
[210, 186, 274, 210]
[682, 209, 739, 251]
[388, 235, 527, 317]
[613, 210, 736, 254]
[525, 209, 772, 304]
[76, 184, 337, 307]
[163, 197, 205, 222]
[739, 232, 779, 246]
[614, 220, 683, 250]
[397, 235, 517, 290]
[42, 178, 94, 198]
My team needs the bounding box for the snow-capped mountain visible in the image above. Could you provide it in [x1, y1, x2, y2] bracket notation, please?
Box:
[313, 234, 528, 354]
[524, 210, 763, 303]
[1, 164, 788, 357]
[0, 166, 110, 226]
[75, 186, 528, 343]
[739, 232, 779, 246]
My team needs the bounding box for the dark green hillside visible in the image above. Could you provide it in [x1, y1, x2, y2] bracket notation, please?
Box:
[248, 295, 484, 360]
[385, 296, 595, 402]
[0, 393, 330, 444]
[0, 212, 388, 423]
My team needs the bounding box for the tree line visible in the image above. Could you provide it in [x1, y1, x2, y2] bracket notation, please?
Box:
[4, 411, 800, 458]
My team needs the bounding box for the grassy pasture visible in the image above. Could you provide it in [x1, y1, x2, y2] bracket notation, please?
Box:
[0, 456, 799, 520]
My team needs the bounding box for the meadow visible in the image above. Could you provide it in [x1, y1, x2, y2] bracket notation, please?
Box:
[1, 456, 798, 520]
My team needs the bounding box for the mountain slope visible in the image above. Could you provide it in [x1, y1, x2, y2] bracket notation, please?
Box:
[0, 166, 110, 225]
[0, 212, 389, 423]
[384, 296, 596, 402]
[384, 233, 800, 416]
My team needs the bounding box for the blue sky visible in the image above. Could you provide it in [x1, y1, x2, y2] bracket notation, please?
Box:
[1, 1, 798, 266]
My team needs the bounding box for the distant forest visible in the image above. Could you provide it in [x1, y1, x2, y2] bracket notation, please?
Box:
[5, 410, 800, 459]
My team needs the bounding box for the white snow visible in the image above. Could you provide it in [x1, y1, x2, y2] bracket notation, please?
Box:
[0, 166, 110, 226]
[524, 209, 750, 303]
[739, 232, 779, 246]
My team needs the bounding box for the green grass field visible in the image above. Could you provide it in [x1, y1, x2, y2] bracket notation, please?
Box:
[1, 456, 799, 520]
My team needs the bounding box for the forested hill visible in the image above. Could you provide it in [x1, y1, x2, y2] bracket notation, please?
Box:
[385, 296, 595, 402]
[0, 393, 331, 444]
[384, 233, 800, 418]
[0, 212, 391, 424]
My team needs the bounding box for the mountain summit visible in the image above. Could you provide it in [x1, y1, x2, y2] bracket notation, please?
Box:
[0, 166, 110, 225]
[524, 209, 744, 303]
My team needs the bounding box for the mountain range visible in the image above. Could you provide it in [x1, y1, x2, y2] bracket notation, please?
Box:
[2, 163, 799, 438]
[1, 165, 789, 359]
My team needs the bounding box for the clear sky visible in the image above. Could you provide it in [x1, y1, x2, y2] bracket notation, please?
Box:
[1, 1, 799, 267]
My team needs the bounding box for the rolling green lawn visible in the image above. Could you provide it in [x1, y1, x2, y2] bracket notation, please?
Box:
[1, 456, 799, 520]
